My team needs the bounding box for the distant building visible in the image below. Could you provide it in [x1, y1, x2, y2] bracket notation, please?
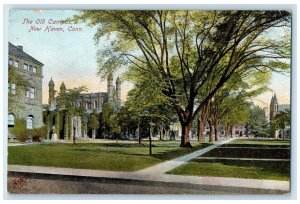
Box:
[8, 42, 44, 139]
[269, 93, 290, 139]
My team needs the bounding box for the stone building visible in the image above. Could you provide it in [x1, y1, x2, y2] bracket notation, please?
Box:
[8, 42, 44, 138]
[45, 73, 121, 141]
[269, 93, 291, 139]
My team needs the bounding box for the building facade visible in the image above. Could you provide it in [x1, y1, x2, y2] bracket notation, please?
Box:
[46, 74, 121, 141]
[8, 42, 44, 138]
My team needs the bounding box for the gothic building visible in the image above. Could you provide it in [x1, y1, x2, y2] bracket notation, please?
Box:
[45, 73, 121, 141]
[269, 93, 291, 139]
[8, 42, 44, 139]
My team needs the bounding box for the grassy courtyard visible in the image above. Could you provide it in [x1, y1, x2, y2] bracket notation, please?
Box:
[8, 140, 210, 171]
[167, 139, 290, 181]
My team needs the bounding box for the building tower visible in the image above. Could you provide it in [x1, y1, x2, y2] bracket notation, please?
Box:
[116, 76, 121, 110]
[107, 72, 113, 102]
[270, 93, 279, 123]
[60, 81, 66, 94]
[48, 78, 55, 106]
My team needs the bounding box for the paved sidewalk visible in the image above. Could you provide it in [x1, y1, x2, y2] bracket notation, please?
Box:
[7, 138, 290, 192]
[136, 138, 234, 174]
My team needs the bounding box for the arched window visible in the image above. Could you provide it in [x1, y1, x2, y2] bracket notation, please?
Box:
[8, 113, 15, 127]
[26, 115, 34, 129]
[30, 87, 35, 98]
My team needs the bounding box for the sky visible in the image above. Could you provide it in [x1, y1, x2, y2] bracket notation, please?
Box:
[8, 10, 291, 110]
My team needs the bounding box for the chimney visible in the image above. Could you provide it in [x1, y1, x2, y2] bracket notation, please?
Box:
[17, 45, 23, 51]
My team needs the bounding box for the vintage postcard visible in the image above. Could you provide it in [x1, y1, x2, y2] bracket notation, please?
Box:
[6, 8, 292, 195]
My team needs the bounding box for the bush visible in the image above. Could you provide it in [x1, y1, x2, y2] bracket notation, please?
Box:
[10, 119, 29, 142]
[32, 126, 48, 142]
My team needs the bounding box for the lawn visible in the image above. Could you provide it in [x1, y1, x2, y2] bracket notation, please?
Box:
[167, 139, 290, 181]
[8, 140, 210, 171]
[228, 139, 290, 146]
[167, 160, 290, 181]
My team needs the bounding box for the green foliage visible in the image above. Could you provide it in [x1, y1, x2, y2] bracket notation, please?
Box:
[8, 67, 30, 112]
[56, 86, 88, 143]
[247, 105, 269, 137]
[272, 110, 291, 131]
[73, 10, 290, 146]
[10, 118, 29, 142]
[32, 126, 48, 142]
[88, 110, 100, 130]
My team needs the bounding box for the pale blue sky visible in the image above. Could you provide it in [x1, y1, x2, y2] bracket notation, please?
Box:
[8, 10, 290, 108]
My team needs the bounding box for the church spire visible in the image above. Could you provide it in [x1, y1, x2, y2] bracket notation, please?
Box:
[60, 81, 66, 94]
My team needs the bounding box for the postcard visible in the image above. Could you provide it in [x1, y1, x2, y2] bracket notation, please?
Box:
[6, 9, 292, 195]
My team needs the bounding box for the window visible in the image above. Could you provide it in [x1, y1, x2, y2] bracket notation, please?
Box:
[32, 67, 37, 73]
[30, 88, 35, 98]
[29, 65, 33, 71]
[26, 116, 33, 129]
[25, 90, 30, 98]
[9, 59, 13, 66]
[94, 101, 98, 109]
[85, 102, 89, 110]
[9, 84, 16, 95]
[14, 61, 19, 68]
[24, 63, 29, 70]
[8, 113, 15, 127]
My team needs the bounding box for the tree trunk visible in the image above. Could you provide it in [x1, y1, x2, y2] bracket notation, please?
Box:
[230, 125, 233, 138]
[224, 124, 228, 138]
[149, 125, 153, 155]
[73, 128, 76, 144]
[138, 118, 141, 144]
[214, 122, 219, 141]
[197, 118, 206, 143]
[208, 119, 214, 142]
[180, 123, 192, 148]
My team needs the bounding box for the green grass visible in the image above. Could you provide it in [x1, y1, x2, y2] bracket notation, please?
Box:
[8, 141, 210, 171]
[202, 147, 290, 159]
[167, 139, 290, 181]
[167, 160, 290, 181]
[228, 139, 290, 146]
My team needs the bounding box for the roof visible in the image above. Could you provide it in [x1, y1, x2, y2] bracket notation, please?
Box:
[9, 42, 44, 66]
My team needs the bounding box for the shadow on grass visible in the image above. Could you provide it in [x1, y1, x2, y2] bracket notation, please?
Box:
[202, 147, 290, 159]
[221, 144, 290, 148]
[71, 142, 211, 161]
[151, 143, 211, 160]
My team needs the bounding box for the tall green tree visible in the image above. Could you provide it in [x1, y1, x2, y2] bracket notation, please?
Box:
[73, 10, 290, 147]
[247, 105, 269, 138]
[272, 110, 291, 139]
